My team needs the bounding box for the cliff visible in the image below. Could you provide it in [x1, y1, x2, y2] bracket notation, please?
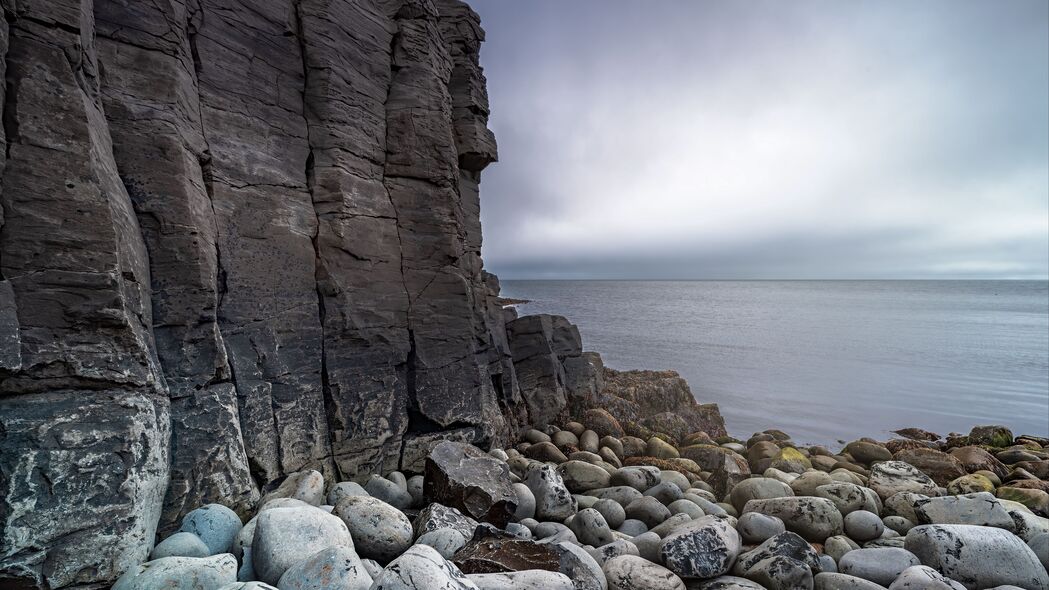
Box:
[0, 2, 724, 587]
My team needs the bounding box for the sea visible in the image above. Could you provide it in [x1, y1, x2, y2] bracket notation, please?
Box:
[500, 280, 1049, 447]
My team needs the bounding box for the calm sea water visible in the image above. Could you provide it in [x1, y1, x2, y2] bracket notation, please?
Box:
[501, 280, 1049, 446]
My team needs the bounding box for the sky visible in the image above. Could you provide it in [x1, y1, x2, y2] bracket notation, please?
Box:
[470, 0, 1049, 279]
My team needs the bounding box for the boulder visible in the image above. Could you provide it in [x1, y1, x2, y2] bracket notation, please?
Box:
[544, 541, 607, 590]
[742, 497, 844, 541]
[524, 463, 578, 521]
[867, 462, 938, 500]
[838, 548, 919, 586]
[888, 565, 966, 590]
[334, 495, 414, 563]
[113, 555, 238, 590]
[733, 531, 822, 576]
[425, 442, 519, 527]
[179, 504, 243, 555]
[602, 555, 685, 590]
[453, 529, 561, 574]
[892, 449, 966, 486]
[414, 503, 481, 541]
[276, 546, 372, 590]
[150, 532, 211, 560]
[370, 545, 479, 590]
[912, 492, 1015, 530]
[660, 515, 741, 579]
[467, 570, 575, 590]
[904, 524, 1049, 590]
[251, 507, 354, 585]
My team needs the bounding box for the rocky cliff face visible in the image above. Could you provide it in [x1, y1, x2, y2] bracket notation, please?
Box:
[0, 2, 724, 587]
[0, 1, 530, 586]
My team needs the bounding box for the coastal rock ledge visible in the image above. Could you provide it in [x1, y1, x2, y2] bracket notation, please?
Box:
[0, 1, 724, 587]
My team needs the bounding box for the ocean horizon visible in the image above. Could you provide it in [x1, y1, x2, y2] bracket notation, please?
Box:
[501, 279, 1049, 447]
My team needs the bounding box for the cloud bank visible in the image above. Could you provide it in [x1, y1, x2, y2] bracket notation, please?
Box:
[471, 0, 1049, 279]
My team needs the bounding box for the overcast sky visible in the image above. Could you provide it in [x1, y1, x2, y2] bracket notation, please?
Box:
[470, 0, 1049, 279]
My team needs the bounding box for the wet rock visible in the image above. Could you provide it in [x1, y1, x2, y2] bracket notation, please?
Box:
[453, 529, 561, 574]
[113, 555, 238, 590]
[659, 515, 741, 579]
[867, 462, 938, 500]
[845, 441, 892, 465]
[426, 442, 519, 527]
[603, 555, 685, 590]
[892, 449, 966, 486]
[276, 546, 372, 590]
[525, 463, 578, 521]
[251, 507, 355, 585]
[904, 524, 1049, 590]
[371, 544, 478, 589]
[742, 497, 844, 541]
[334, 495, 414, 563]
[838, 548, 919, 586]
[949, 447, 1009, 479]
[967, 425, 1013, 447]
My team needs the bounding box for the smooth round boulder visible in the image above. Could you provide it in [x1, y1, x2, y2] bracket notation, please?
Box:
[251, 507, 355, 585]
[512, 482, 537, 521]
[328, 481, 369, 506]
[737, 512, 786, 544]
[905, 524, 1049, 590]
[571, 508, 615, 547]
[591, 539, 641, 566]
[667, 499, 705, 520]
[260, 470, 325, 507]
[643, 482, 683, 505]
[150, 532, 210, 560]
[113, 555, 237, 590]
[560, 461, 612, 493]
[416, 528, 468, 559]
[882, 516, 915, 536]
[838, 547, 919, 586]
[594, 498, 627, 529]
[611, 467, 661, 492]
[844, 510, 884, 542]
[625, 496, 671, 529]
[364, 475, 413, 509]
[276, 546, 371, 590]
[179, 504, 243, 555]
[729, 478, 794, 513]
[868, 462, 938, 500]
[467, 570, 574, 590]
[618, 519, 649, 537]
[742, 496, 843, 541]
[888, 565, 966, 590]
[368, 544, 477, 589]
[603, 554, 685, 590]
[334, 495, 413, 563]
[525, 463, 578, 521]
[745, 555, 815, 590]
[814, 572, 889, 590]
[547, 540, 606, 590]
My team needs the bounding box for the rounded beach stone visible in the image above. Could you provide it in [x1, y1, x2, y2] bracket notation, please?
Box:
[824, 535, 859, 563]
[368, 544, 478, 589]
[737, 512, 786, 544]
[276, 546, 371, 590]
[260, 470, 325, 507]
[547, 540, 607, 590]
[591, 539, 641, 566]
[845, 441, 892, 465]
[603, 554, 685, 590]
[742, 496, 843, 541]
[251, 506, 355, 584]
[611, 467, 662, 492]
[867, 462, 938, 500]
[791, 470, 835, 496]
[904, 524, 1049, 590]
[113, 555, 238, 590]
[882, 516, 915, 535]
[560, 460, 612, 493]
[618, 519, 649, 536]
[814, 572, 890, 590]
[691, 576, 766, 590]
[580, 430, 601, 453]
[667, 498, 705, 519]
[525, 463, 578, 521]
[335, 495, 413, 563]
[838, 547, 919, 586]
[912, 491, 1015, 530]
[417, 528, 468, 559]
[513, 482, 537, 520]
[733, 531, 822, 577]
[729, 477, 794, 513]
[590, 485, 644, 507]
[328, 481, 369, 506]
[632, 531, 663, 563]
[647, 437, 679, 459]
[844, 510, 884, 542]
[570, 508, 615, 547]
[660, 515, 741, 579]
[660, 470, 691, 492]
[150, 532, 210, 560]
[643, 481, 683, 505]
[625, 496, 671, 528]
[649, 513, 694, 538]
[1029, 533, 1049, 570]
[816, 482, 879, 516]
[888, 565, 967, 590]
[179, 504, 243, 555]
[216, 583, 278, 590]
[364, 475, 413, 509]
[467, 570, 575, 590]
[745, 555, 815, 590]
[594, 498, 627, 529]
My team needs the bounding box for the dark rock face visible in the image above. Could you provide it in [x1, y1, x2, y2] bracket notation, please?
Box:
[424, 441, 518, 527]
[0, 1, 537, 587]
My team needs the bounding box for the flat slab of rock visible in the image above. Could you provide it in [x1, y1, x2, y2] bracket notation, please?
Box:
[452, 529, 561, 574]
[904, 524, 1049, 590]
[426, 441, 519, 528]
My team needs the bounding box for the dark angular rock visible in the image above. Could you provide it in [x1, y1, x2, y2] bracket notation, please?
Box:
[425, 441, 518, 527]
[452, 528, 561, 574]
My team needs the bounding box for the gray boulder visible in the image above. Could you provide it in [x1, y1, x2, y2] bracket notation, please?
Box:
[544, 540, 608, 590]
[150, 532, 211, 560]
[660, 515, 741, 579]
[912, 492, 1015, 530]
[744, 555, 814, 590]
[417, 528, 469, 559]
[467, 570, 575, 590]
[742, 497, 844, 541]
[738, 512, 787, 544]
[334, 495, 413, 563]
[276, 546, 371, 590]
[327, 481, 369, 506]
[425, 441, 519, 527]
[113, 554, 238, 590]
[370, 544, 478, 590]
[814, 573, 888, 590]
[602, 555, 685, 590]
[734, 531, 822, 576]
[867, 462, 938, 500]
[179, 504, 243, 555]
[525, 463, 578, 521]
[904, 524, 1049, 590]
[838, 548, 919, 586]
[571, 508, 616, 547]
[887, 565, 966, 590]
[251, 506, 354, 585]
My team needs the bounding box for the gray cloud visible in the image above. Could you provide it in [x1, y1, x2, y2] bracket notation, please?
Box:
[470, 0, 1049, 279]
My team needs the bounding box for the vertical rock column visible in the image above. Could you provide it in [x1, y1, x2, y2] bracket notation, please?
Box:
[0, 2, 170, 587]
[295, 0, 411, 480]
[191, 0, 333, 485]
[93, 0, 259, 532]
